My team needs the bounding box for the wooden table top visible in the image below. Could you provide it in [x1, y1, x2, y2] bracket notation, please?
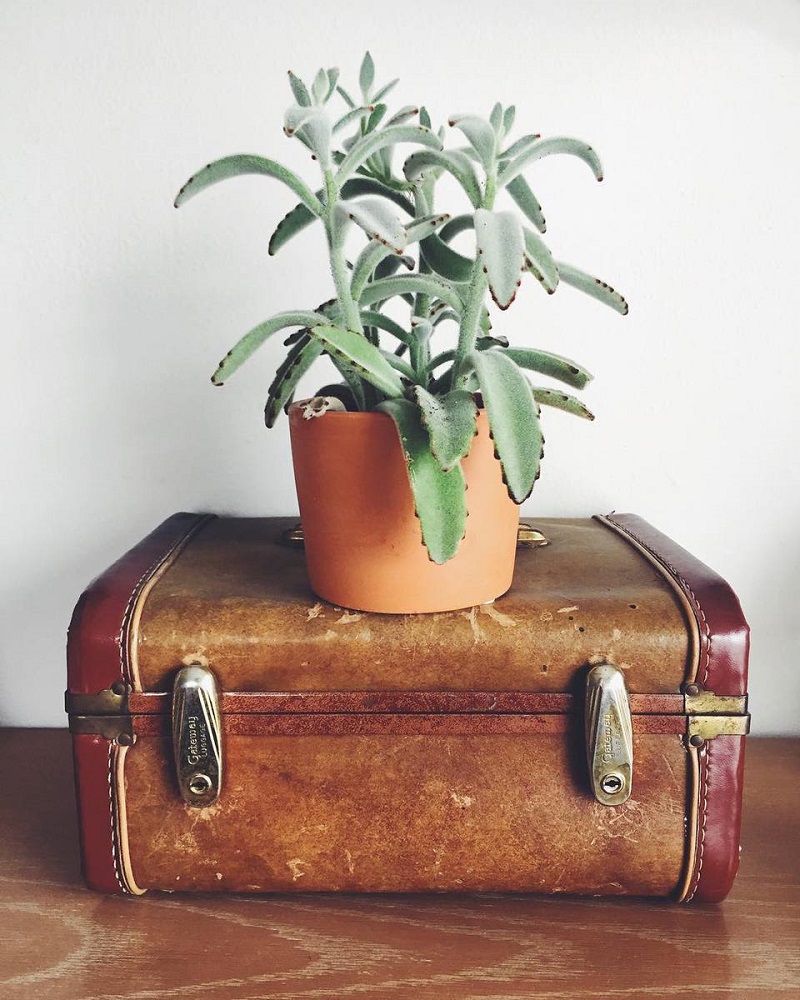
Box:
[0, 731, 797, 999]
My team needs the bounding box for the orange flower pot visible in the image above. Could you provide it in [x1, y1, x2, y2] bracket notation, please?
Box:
[288, 403, 520, 613]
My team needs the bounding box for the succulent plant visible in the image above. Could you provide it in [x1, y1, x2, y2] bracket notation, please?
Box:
[175, 54, 628, 564]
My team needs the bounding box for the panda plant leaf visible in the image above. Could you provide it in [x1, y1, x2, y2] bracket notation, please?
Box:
[175, 55, 628, 565]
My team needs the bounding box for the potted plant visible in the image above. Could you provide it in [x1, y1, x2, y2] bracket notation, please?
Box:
[175, 54, 627, 613]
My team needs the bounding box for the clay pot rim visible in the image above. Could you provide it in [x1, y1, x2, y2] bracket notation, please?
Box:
[288, 396, 485, 422]
[288, 401, 393, 423]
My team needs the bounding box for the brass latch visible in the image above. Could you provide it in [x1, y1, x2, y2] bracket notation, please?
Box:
[585, 663, 634, 806]
[684, 686, 750, 745]
[281, 521, 549, 549]
[172, 665, 223, 807]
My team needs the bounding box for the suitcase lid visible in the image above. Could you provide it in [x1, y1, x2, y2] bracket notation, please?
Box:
[68, 511, 751, 702]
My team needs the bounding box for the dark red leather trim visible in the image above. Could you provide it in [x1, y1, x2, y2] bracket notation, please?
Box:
[600, 514, 750, 696]
[687, 737, 746, 903]
[68, 513, 213, 894]
[66, 513, 215, 694]
[600, 513, 749, 904]
[72, 735, 125, 894]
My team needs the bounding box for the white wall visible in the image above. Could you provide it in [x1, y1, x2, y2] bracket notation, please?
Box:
[2, 0, 798, 731]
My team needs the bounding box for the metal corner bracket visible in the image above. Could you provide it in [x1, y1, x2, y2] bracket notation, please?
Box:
[65, 684, 132, 740]
[684, 687, 750, 743]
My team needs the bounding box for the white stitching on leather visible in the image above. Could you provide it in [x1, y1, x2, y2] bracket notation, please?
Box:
[686, 742, 711, 902]
[107, 742, 128, 894]
[605, 515, 713, 685]
[117, 515, 212, 685]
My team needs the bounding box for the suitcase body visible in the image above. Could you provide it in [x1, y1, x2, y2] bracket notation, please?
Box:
[66, 513, 750, 901]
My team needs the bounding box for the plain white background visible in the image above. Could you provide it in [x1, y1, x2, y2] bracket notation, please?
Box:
[2, 0, 798, 730]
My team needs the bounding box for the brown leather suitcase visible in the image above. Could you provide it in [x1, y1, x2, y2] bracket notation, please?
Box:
[66, 512, 750, 900]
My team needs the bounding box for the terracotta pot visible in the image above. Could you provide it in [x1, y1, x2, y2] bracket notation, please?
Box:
[288, 403, 519, 613]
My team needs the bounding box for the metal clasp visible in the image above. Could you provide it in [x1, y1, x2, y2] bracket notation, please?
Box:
[172, 665, 223, 807]
[585, 663, 634, 806]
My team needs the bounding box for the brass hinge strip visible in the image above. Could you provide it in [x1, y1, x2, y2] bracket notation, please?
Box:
[65, 685, 128, 716]
[687, 714, 751, 740]
[66, 685, 133, 740]
[684, 689, 750, 742]
[68, 714, 133, 740]
[281, 521, 549, 549]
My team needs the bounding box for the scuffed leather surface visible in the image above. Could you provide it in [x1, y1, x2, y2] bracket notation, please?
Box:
[136, 517, 692, 694]
[124, 733, 688, 895]
[128, 690, 684, 716]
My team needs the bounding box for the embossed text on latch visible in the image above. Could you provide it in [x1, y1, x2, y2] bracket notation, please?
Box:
[585, 663, 634, 806]
[172, 665, 222, 807]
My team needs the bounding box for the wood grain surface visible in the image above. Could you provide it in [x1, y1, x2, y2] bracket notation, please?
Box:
[0, 730, 797, 999]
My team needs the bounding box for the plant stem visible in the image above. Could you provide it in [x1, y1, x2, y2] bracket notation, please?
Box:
[452, 156, 497, 388]
[323, 169, 363, 335]
[452, 262, 488, 387]
[413, 187, 432, 323]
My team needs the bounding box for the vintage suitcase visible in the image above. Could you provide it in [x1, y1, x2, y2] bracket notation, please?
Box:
[66, 512, 750, 900]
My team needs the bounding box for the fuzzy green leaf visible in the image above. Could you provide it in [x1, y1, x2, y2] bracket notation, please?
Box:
[533, 388, 595, 420]
[467, 349, 543, 503]
[498, 136, 603, 188]
[387, 105, 419, 126]
[474, 209, 526, 310]
[345, 197, 408, 253]
[427, 336, 510, 374]
[376, 398, 468, 564]
[264, 335, 325, 427]
[359, 52, 375, 96]
[336, 84, 356, 109]
[500, 133, 541, 161]
[419, 233, 473, 282]
[502, 105, 516, 136]
[288, 71, 311, 107]
[372, 77, 399, 103]
[374, 253, 413, 281]
[403, 149, 482, 207]
[367, 103, 387, 132]
[489, 103, 503, 131]
[211, 310, 328, 385]
[351, 213, 450, 300]
[311, 68, 329, 104]
[175, 155, 323, 217]
[324, 68, 340, 102]
[523, 227, 558, 292]
[448, 114, 497, 170]
[308, 324, 405, 397]
[414, 387, 479, 471]
[359, 310, 413, 346]
[333, 105, 374, 133]
[506, 175, 546, 233]
[337, 125, 442, 184]
[284, 105, 332, 168]
[440, 213, 475, 242]
[358, 274, 464, 314]
[555, 261, 629, 315]
[268, 177, 413, 255]
[268, 202, 317, 254]
[380, 350, 416, 380]
[503, 348, 593, 389]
